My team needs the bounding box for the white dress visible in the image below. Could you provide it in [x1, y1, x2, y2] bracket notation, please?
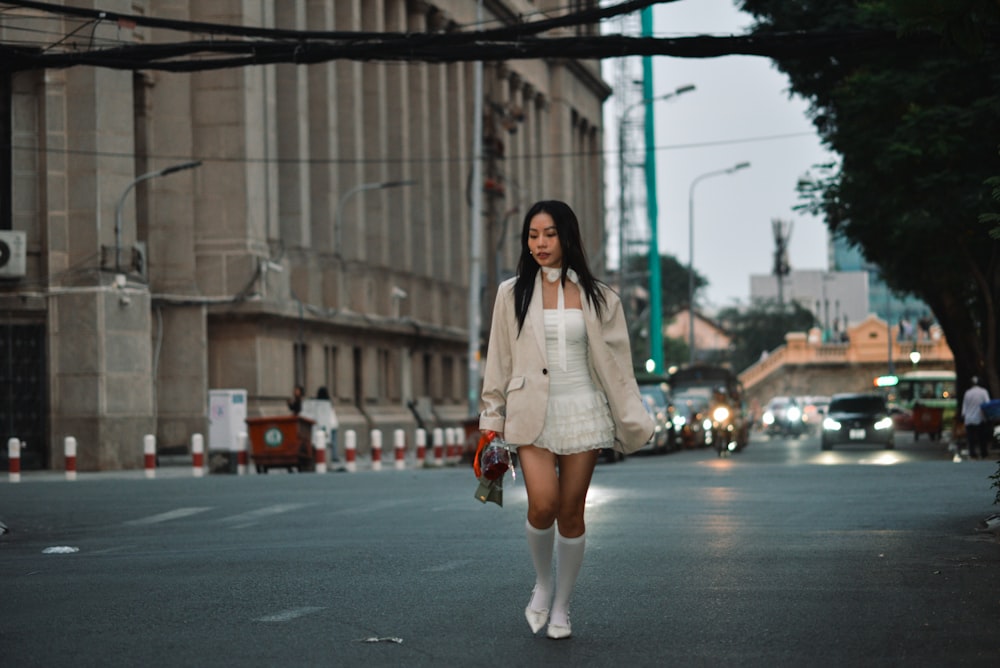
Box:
[533, 308, 615, 454]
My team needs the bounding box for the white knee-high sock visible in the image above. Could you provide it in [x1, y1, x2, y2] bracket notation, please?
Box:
[525, 520, 555, 611]
[550, 531, 586, 626]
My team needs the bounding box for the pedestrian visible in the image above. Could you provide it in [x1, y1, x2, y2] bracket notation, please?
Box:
[479, 200, 653, 640]
[961, 376, 991, 459]
[302, 387, 340, 462]
[287, 384, 303, 415]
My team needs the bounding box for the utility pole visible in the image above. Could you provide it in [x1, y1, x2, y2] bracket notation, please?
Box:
[772, 218, 792, 309]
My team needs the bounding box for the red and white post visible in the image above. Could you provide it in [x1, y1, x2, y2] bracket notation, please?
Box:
[432, 427, 444, 467]
[394, 429, 406, 470]
[314, 429, 328, 474]
[237, 431, 248, 475]
[344, 430, 357, 473]
[7, 437, 20, 483]
[415, 428, 427, 467]
[143, 434, 156, 479]
[371, 429, 383, 471]
[191, 433, 205, 478]
[64, 436, 77, 481]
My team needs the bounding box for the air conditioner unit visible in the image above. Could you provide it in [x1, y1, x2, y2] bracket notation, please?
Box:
[0, 230, 26, 278]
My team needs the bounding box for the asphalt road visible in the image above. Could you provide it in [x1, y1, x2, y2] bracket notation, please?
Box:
[1, 431, 998, 667]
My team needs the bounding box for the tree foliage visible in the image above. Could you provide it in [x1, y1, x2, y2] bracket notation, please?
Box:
[716, 301, 818, 373]
[739, 0, 1000, 397]
[622, 253, 707, 370]
[624, 253, 708, 318]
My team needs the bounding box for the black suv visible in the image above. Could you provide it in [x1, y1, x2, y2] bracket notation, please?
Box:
[821, 393, 895, 450]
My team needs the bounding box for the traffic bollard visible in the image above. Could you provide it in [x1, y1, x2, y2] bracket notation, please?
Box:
[7, 438, 20, 483]
[433, 427, 444, 467]
[191, 433, 205, 478]
[394, 429, 406, 470]
[371, 429, 383, 471]
[415, 428, 427, 467]
[344, 430, 357, 473]
[144, 434, 156, 479]
[65, 436, 77, 481]
[314, 429, 328, 474]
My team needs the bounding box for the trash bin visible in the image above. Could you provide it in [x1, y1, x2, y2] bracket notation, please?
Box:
[245, 415, 316, 473]
[912, 403, 943, 441]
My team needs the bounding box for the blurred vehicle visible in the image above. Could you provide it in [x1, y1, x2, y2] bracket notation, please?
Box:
[638, 381, 676, 454]
[875, 370, 957, 426]
[671, 392, 711, 449]
[890, 406, 914, 431]
[821, 392, 895, 450]
[799, 395, 830, 433]
[669, 365, 749, 453]
[761, 396, 805, 437]
[707, 387, 745, 457]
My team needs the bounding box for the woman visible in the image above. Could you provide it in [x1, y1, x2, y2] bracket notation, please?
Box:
[479, 200, 653, 639]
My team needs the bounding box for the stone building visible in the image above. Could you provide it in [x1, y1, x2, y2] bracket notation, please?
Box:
[0, 0, 609, 470]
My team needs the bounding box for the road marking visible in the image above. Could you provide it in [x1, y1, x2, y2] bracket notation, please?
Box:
[423, 559, 475, 573]
[220, 503, 310, 527]
[255, 606, 325, 623]
[124, 507, 212, 526]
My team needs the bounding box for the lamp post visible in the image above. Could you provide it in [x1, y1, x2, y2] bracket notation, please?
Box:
[686, 161, 750, 364]
[334, 180, 417, 257]
[114, 160, 201, 273]
[617, 84, 695, 274]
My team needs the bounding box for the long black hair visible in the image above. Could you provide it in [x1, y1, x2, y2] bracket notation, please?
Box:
[513, 200, 606, 334]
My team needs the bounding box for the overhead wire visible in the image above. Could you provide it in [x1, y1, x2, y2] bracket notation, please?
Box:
[0, 0, 957, 73]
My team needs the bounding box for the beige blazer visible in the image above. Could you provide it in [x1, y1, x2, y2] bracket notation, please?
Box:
[479, 273, 654, 453]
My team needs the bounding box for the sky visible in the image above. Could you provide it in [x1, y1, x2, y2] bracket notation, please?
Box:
[622, 0, 839, 311]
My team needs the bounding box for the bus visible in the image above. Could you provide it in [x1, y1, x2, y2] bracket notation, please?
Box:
[875, 370, 957, 424]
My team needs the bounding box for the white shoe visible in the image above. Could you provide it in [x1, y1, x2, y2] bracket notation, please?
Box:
[546, 618, 572, 640]
[525, 606, 548, 634]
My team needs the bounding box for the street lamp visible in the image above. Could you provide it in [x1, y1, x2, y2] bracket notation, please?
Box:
[686, 161, 750, 364]
[114, 160, 202, 273]
[617, 84, 695, 274]
[334, 180, 417, 257]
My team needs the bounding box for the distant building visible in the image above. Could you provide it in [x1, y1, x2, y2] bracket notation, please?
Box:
[750, 269, 869, 340]
[667, 309, 732, 364]
[0, 1, 609, 470]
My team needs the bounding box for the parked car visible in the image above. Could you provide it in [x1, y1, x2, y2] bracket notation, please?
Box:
[821, 392, 895, 450]
[638, 382, 675, 454]
[761, 396, 805, 436]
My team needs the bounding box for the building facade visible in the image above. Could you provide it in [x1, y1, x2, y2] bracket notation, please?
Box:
[750, 269, 870, 339]
[0, 0, 609, 470]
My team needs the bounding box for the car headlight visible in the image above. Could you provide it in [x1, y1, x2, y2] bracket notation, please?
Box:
[786, 406, 802, 422]
[702, 418, 713, 431]
[874, 416, 893, 430]
[673, 416, 686, 428]
[823, 417, 842, 431]
[762, 412, 775, 425]
[712, 406, 731, 422]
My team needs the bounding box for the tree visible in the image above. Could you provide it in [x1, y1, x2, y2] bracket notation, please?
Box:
[622, 254, 707, 370]
[716, 301, 818, 373]
[624, 253, 708, 318]
[739, 0, 1000, 398]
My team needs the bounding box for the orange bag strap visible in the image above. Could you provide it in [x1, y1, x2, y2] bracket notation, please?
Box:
[473, 430, 496, 478]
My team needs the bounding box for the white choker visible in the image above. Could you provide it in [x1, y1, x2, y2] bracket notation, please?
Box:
[541, 266, 579, 284]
